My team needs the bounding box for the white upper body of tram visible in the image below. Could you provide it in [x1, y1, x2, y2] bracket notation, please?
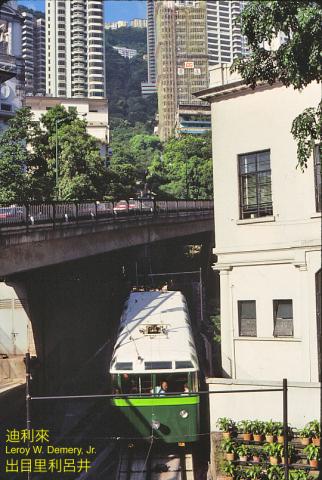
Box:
[110, 290, 199, 393]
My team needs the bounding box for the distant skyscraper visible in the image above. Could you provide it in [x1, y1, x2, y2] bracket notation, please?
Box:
[21, 11, 45, 95]
[141, 0, 157, 96]
[46, 0, 105, 98]
[0, 0, 24, 128]
[146, 0, 156, 86]
[206, 0, 248, 66]
[155, 0, 209, 141]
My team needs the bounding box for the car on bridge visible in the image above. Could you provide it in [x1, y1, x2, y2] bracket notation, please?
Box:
[0, 206, 25, 223]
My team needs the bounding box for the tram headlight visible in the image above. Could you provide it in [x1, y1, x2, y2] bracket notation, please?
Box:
[151, 419, 161, 430]
[179, 410, 189, 419]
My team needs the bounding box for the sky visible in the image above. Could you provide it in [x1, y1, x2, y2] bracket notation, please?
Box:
[16, 0, 147, 22]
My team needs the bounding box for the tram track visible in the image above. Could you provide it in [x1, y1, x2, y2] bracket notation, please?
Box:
[117, 446, 194, 480]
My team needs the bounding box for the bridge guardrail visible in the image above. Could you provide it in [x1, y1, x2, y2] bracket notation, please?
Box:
[0, 200, 213, 230]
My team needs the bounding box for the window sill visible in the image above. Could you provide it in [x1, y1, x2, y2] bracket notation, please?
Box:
[234, 336, 301, 342]
[236, 216, 275, 225]
[310, 212, 321, 219]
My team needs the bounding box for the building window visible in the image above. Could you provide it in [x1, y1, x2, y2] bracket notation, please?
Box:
[238, 300, 257, 337]
[314, 145, 321, 212]
[273, 300, 293, 337]
[238, 149, 273, 219]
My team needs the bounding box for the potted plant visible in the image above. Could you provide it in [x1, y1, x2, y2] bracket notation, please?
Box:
[281, 443, 295, 464]
[274, 422, 284, 444]
[246, 465, 262, 480]
[307, 420, 320, 446]
[221, 438, 237, 461]
[251, 420, 265, 442]
[289, 469, 310, 480]
[218, 417, 236, 439]
[237, 444, 250, 462]
[303, 443, 320, 468]
[298, 426, 312, 446]
[263, 442, 282, 465]
[265, 420, 277, 443]
[238, 420, 253, 441]
[251, 447, 261, 463]
[266, 465, 283, 480]
[222, 461, 236, 480]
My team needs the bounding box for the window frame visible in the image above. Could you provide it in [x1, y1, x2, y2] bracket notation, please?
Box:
[238, 300, 257, 337]
[238, 149, 273, 219]
[273, 299, 294, 337]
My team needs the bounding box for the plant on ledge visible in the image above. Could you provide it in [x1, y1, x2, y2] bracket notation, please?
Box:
[289, 469, 310, 480]
[217, 417, 236, 438]
[298, 426, 312, 446]
[238, 420, 253, 441]
[246, 465, 262, 480]
[251, 447, 262, 463]
[263, 442, 282, 465]
[237, 444, 250, 462]
[307, 420, 320, 446]
[221, 438, 237, 461]
[303, 443, 320, 468]
[265, 420, 278, 443]
[251, 420, 265, 442]
[266, 465, 284, 480]
[222, 460, 236, 480]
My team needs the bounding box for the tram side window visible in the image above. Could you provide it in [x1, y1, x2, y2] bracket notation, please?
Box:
[115, 374, 153, 394]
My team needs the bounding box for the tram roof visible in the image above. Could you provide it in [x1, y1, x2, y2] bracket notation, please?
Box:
[110, 290, 199, 374]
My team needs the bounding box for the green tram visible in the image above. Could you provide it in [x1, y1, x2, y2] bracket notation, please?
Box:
[110, 290, 200, 444]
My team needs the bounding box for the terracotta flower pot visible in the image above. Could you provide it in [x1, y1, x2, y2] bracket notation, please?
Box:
[225, 453, 235, 461]
[252, 456, 260, 463]
[277, 435, 284, 444]
[243, 433, 252, 441]
[222, 431, 231, 439]
[239, 455, 247, 462]
[266, 434, 274, 443]
[309, 459, 318, 468]
[312, 437, 320, 446]
[253, 434, 263, 442]
[300, 437, 310, 446]
[269, 456, 278, 465]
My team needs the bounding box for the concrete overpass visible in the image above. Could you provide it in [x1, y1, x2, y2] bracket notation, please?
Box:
[0, 201, 213, 277]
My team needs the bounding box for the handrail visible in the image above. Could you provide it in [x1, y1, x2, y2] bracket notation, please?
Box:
[0, 199, 214, 230]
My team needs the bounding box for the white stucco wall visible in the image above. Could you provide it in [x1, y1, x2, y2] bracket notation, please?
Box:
[206, 78, 321, 384]
[207, 378, 320, 429]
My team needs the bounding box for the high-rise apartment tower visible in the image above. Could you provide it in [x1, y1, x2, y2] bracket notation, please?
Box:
[141, 0, 157, 96]
[21, 11, 46, 95]
[155, 0, 209, 141]
[206, 0, 248, 66]
[46, 0, 105, 98]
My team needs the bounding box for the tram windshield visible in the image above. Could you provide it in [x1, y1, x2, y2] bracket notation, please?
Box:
[111, 372, 198, 395]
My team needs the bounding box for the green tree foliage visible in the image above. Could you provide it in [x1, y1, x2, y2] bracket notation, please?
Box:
[106, 26, 147, 56]
[105, 27, 157, 128]
[0, 106, 109, 202]
[233, 0, 322, 169]
[148, 135, 213, 199]
[0, 109, 31, 203]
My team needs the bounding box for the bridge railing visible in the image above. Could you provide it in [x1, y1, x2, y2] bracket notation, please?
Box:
[0, 199, 213, 229]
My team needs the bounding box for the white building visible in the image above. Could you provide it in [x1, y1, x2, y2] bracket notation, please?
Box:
[24, 95, 109, 160]
[196, 65, 321, 427]
[46, 0, 105, 98]
[105, 20, 128, 30]
[21, 10, 45, 95]
[130, 18, 147, 29]
[112, 45, 137, 59]
[0, 0, 24, 129]
[206, 0, 248, 66]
